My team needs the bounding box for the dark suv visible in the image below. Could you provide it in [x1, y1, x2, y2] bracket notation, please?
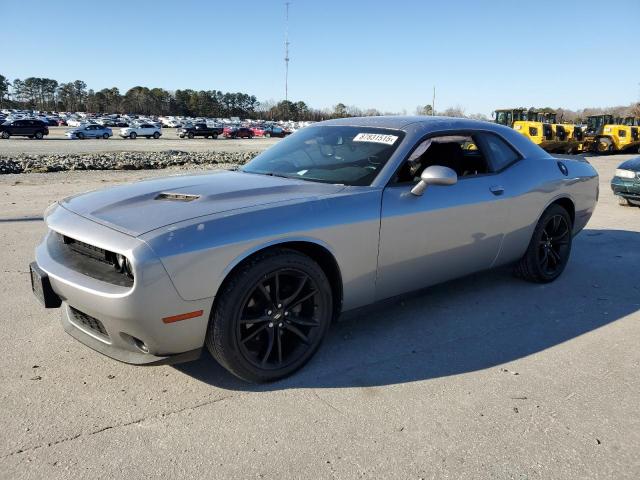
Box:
[178, 123, 223, 139]
[0, 119, 49, 139]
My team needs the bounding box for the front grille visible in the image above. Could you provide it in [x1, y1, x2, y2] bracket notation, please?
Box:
[70, 307, 109, 338]
[63, 235, 115, 265]
[53, 233, 133, 287]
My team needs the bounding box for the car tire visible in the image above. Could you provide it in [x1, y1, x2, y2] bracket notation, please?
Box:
[35, 131, 44, 139]
[0, 131, 9, 139]
[212, 133, 218, 139]
[265, 132, 271, 138]
[153, 132, 160, 139]
[617, 195, 631, 206]
[129, 132, 137, 139]
[187, 132, 194, 139]
[515, 204, 573, 283]
[206, 248, 333, 383]
[77, 132, 85, 140]
[102, 133, 109, 139]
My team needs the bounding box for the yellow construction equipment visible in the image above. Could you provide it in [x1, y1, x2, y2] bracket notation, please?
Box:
[583, 115, 640, 153]
[494, 108, 583, 153]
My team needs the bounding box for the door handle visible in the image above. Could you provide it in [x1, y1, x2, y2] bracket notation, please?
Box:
[490, 185, 505, 196]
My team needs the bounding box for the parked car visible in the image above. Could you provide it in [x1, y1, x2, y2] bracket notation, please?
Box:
[611, 156, 640, 206]
[268, 125, 288, 138]
[178, 123, 223, 139]
[30, 116, 598, 382]
[119, 124, 161, 139]
[65, 124, 113, 139]
[223, 126, 254, 139]
[0, 119, 49, 139]
[249, 125, 269, 137]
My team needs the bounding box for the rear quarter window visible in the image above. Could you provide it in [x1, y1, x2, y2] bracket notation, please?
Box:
[480, 134, 521, 172]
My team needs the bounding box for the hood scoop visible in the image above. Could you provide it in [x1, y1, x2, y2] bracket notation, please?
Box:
[155, 192, 200, 202]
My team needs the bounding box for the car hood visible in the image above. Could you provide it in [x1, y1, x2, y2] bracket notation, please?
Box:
[618, 156, 640, 171]
[60, 170, 346, 236]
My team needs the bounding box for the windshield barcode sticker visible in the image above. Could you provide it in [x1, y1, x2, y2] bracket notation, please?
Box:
[353, 133, 398, 145]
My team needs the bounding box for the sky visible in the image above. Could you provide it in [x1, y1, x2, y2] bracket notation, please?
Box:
[3, 0, 640, 116]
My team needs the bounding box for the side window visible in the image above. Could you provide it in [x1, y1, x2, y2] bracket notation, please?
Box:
[478, 134, 520, 172]
[619, 129, 626, 137]
[393, 134, 491, 184]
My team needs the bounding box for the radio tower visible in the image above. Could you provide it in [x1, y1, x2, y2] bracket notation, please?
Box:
[284, 2, 290, 103]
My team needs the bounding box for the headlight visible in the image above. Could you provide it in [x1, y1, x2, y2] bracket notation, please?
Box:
[615, 168, 637, 179]
[113, 253, 134, 279]
[514, 125, 522, 130]
[604, 127, 611, 133]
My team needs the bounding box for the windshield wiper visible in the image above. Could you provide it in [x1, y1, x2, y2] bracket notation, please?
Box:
[242, 170, 294, 180]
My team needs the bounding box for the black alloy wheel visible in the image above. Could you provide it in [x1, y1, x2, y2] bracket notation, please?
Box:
[537, 214, 571, 277]
[206, 249, 332, 382]
[516, 204, 573, 283]
[237, 269, 323, 370]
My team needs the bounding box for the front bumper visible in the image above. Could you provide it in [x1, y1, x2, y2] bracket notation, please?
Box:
[611, 177, 640, 200]
[33, 206, 212, 365]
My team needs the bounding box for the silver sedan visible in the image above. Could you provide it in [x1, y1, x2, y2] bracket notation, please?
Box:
[65, 124, 113, 139]
[31, 116, 598, 382]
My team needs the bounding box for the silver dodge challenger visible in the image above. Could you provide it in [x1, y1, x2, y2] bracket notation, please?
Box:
[30, 116, 598, 382]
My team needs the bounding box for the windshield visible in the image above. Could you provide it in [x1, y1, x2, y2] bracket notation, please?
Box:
[495, 111, 510, 126]
[242, 125, 405, 186]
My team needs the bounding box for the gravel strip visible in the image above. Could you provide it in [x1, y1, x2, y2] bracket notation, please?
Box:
[0, 150, 263, 174]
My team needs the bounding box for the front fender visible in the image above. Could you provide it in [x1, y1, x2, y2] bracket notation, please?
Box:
[140, 189, 383, 309]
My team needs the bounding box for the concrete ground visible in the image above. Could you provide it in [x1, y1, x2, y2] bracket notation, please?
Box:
[0, 154, 638, 479]
[0, 126, 280, 155]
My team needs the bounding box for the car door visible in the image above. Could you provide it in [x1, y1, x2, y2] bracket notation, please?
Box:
[375, 133, 516, 301]
[15, 120, 29, 135]
[27, 120, 38, 136]
[9, 120, 20, 135]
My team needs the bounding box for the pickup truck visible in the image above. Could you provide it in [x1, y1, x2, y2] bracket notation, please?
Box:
[177, 123, 223, 139]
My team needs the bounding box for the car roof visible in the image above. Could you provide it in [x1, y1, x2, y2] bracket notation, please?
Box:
[316, 115, 498, 132]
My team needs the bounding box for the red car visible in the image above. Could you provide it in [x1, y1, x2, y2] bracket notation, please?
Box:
[223, 126, 254, 139]
[250, 125, 269, 137]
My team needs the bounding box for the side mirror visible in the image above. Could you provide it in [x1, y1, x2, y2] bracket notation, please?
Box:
[410, 165, 458, 196]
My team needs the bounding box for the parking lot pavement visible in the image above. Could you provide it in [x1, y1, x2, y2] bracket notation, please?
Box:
[0, 126, 280, 155]
[0, 155, 639, 479]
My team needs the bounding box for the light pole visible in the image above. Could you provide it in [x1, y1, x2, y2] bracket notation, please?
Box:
[284, 2, 290, 105]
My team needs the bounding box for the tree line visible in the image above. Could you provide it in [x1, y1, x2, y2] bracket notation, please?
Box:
[2, 73, 638, 122]
[0, 74, 382, 121]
